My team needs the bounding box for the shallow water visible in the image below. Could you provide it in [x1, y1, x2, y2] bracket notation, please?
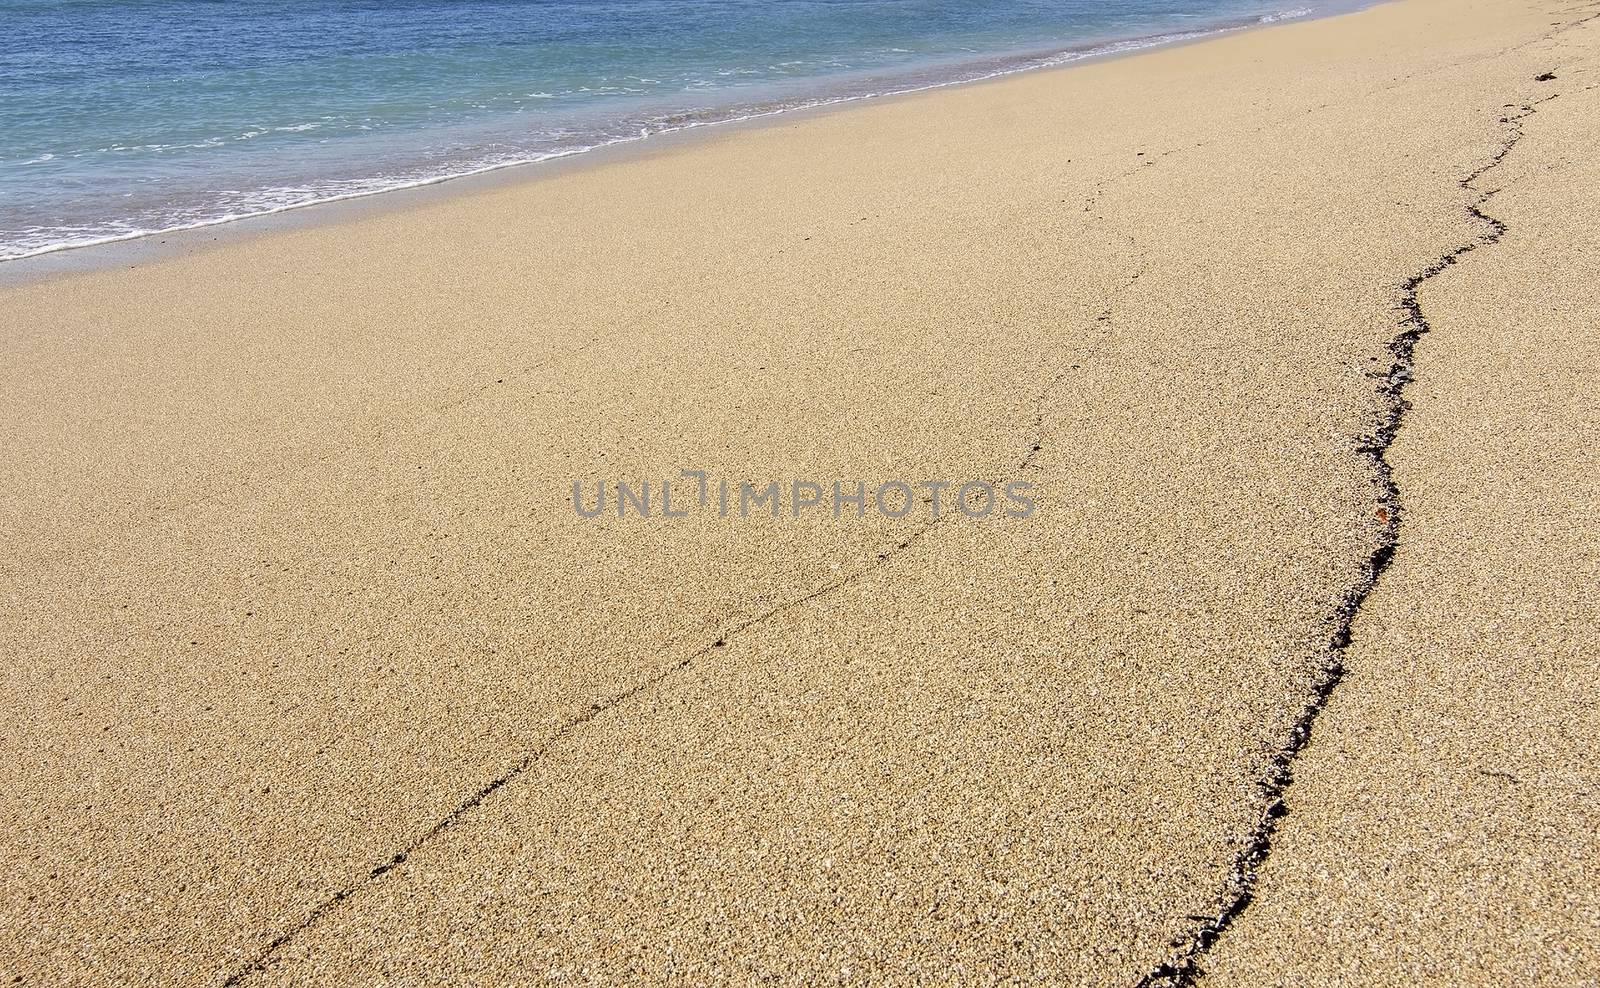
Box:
[1, 0, 1331, 260]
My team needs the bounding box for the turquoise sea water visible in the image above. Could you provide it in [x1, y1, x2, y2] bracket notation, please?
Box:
[1, 0, 1334, 260]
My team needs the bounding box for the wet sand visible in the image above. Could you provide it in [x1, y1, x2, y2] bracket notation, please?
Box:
[1, 0, 1596, 983]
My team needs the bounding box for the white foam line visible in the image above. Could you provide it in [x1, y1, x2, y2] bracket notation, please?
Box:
[1, 7, 1318, 264]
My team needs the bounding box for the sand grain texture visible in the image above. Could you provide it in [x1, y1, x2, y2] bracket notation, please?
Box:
[1, 0, 1596, 984]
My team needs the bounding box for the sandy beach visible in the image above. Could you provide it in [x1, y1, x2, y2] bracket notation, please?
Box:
[2, 0, 1597, 983]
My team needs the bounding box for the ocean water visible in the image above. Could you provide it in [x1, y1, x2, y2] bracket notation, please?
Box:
[2, 0, 1331, 261]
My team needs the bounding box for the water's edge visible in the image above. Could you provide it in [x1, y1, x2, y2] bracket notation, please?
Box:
[1, 1, 1367, 283]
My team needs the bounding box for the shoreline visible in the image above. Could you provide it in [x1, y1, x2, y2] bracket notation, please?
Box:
[3, 0, 1595, 982]
[0, 0, 1367, 288]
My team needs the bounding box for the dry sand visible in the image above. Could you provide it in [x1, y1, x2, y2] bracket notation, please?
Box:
[1, 0, 1596, 984]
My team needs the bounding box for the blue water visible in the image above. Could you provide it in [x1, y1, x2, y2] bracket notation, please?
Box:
[1, 0, 1328, 260]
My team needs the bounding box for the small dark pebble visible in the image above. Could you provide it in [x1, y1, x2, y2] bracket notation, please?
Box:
[1535, 71, 1556, 81]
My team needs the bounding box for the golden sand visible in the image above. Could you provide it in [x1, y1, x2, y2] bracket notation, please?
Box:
[1, 0, 1596, 983]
